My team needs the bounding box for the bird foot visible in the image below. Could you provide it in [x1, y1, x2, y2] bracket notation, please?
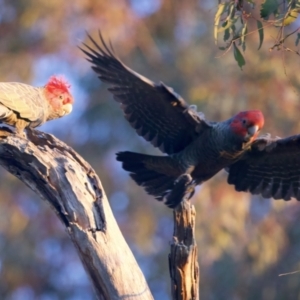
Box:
[165, 174, 195, 208]
[174, 173, 192, 184]
[15, 129, 27, 139]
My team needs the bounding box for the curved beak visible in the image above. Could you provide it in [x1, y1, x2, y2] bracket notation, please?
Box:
[248, 125, 259, 136]
[63, 103, 73, 115]
[244, 125, 260, 142]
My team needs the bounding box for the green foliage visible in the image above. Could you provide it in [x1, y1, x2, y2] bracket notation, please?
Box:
[214, 2, 229, 43]
[241, 22, 248, 51]
[215, 0, 300, 69]
[233, 42, 246, 69]
[257, 20, 264, 50]
[260, 0, 279, 19]
[296, 32, 300, 45]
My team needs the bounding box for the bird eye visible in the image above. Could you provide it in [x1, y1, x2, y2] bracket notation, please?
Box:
[59, 95, 63, 100]
[242, 119, 247, 125]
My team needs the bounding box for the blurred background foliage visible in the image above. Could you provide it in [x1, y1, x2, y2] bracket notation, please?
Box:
[0, 0, 300, 299]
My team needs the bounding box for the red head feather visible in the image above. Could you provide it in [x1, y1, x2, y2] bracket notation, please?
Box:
[45, 75, 71, 96]
[230, 110, 264, 140]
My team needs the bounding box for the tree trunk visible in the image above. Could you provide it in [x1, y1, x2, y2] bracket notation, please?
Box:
[169, 200, 200, 300]
[0, 128, 153, 300]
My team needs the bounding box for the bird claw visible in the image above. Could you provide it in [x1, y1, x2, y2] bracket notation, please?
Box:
[165, 174, 195, 208]
[257, 133, 271, 139]
[16, 129, 27, 139]
[254, 133, 281, 152]
[174, 173, 192, 184]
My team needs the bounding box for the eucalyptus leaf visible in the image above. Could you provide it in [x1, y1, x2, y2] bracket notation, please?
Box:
[241, 23, 248, 52]
[261, 0, 278, 19]
[214, 3, 228, 44]
[233, 42, 246, 69]
[224, 28, 230, 41]
[296, 33, 300, 46]
[257, 20, 264, 50]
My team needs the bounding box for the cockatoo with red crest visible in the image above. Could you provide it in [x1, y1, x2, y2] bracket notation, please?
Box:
[81, 32, 300, 209]
[0, 76, 73, 134]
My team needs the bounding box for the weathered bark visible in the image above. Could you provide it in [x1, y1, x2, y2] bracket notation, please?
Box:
[169, 200, 199, 300]
[0, 128, 153, 300]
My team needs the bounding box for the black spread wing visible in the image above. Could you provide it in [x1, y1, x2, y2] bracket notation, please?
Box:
[227, 135, 300, 201]
[80, 32, 210, 154]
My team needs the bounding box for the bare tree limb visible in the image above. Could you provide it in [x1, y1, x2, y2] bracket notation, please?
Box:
[0, 128, 153, 300]
[169, 200, 199, 300]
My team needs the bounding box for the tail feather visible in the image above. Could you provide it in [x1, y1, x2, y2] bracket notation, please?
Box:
[131, 170, 165, 184]
[144, 177, 174, 197]
[116, 151, 177, 193]
[120, 153, 147, 172]
[141, 175, 172, 189]
[116, 151, 195, 208]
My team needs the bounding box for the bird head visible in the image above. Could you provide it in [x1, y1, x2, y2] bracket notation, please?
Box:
[230, 110, 264, 143]
[44, 76, 74, 118]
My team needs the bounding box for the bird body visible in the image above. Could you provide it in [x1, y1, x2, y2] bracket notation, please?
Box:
[116, 111, 263, 207]
[0, 76, 73, 133]
[81, 32, 300, 208]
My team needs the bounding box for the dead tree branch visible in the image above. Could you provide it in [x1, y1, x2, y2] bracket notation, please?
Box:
[169, 200, 199, 300]
[0, 127, 153, 300]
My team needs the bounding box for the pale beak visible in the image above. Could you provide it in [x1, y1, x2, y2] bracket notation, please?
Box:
[244, 125, 259, 142]
[63, 103, 73, 115]
[248, 125, 259, 136]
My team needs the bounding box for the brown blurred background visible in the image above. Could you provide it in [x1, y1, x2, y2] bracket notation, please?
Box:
[0, 0, 300, 299]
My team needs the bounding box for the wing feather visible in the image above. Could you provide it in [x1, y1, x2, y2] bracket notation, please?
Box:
[227, 135, 300, 201]
[0, 82, 43, 121]
[80, 31, 210, 154]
